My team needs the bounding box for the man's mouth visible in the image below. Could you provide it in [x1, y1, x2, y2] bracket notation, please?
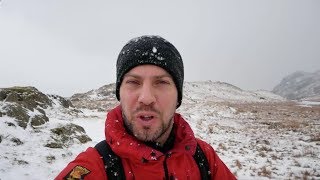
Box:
[136, 111, 157, 122]
[140, 115, 154, 121]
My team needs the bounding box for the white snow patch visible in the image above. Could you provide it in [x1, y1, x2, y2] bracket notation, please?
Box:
[152, 47, 157, 53]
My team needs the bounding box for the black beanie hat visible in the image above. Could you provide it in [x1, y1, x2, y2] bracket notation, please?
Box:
[116, 35, 184, 108]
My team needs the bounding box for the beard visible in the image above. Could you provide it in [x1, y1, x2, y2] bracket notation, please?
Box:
[122, 106, 174, 143]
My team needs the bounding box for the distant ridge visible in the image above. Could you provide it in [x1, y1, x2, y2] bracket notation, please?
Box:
[272, 70, 320, 101]
[183, 81, 284, 104]
[69, 81, 284, 111]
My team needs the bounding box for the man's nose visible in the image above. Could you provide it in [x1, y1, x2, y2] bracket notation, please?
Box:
[138, 84, 156, 106]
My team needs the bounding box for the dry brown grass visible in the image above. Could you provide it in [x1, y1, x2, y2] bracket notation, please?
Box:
[302, 170, 311, 180]
[235, 159, 242, 169]
[257, 166, 272, 178]
[310, 133, 320, 142]
[185, 100, 320, 179]
[218, 143, 227, 151]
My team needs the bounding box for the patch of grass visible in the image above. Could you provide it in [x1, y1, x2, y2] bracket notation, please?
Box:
[258, 151, 267, 157]
[293, 159, 301, 167]
[310, 133, 320, 142]
[259, 145, 272, 152]
[270, 154, 280, 160]
[218, 143, 227, 151]
[302, 170, 311, 180]
[257, 166, 271, 178]
[235, 160, 242, 169]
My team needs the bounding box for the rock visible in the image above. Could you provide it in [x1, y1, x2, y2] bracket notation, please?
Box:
[5, 122, 16, 127]
[45, 142, 63, 149]
[5, 92, 23, 103]
[3, 104, 49, 129]
[0, 90, 7, 101]
[14, 158, 29, 165]
[45, 123, 92, 148]
[11, 137, 23, 146]
[4, 104, 30, 129]
[0, 86, 52, 129]
[77, 134, 92, 143]
[49, 95, 73, 108]
[30, 113, 49, 127]
[70, 83, 118, 111]
[46, 155, 56, 164]
[1, 86, 52, 110]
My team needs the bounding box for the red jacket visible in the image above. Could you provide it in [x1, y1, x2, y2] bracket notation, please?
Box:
[55, 106, 236, 179]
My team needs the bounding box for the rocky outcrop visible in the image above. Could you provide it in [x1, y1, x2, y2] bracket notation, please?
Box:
[45, 123, 92, 148]
[0, 86, 77, 129]
[0, 87, 52, 128]
[0, 86, 93, 156]
[0, 86, 52, 109]
[70, 83, 118, 111]
[49, 94, 73, 108]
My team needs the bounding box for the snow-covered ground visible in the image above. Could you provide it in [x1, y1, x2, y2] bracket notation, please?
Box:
[1, 102, 319, 179]
[1, 82, 319, 179]
[181, 99, 320, 179]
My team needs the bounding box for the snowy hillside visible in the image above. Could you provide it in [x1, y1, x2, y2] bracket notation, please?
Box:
[70, 83, 118, 111]
[0, 83, 319, 179]
[183, 81, 284, 103]
[69, 81, 285, 111]
[272, 70, 320, 100]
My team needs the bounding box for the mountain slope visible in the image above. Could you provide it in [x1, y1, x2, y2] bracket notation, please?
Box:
[272, 70, 320, 100]
[69, 81, 285, 111]
[183, 81, 284, 104]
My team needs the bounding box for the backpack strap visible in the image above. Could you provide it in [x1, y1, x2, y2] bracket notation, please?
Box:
[94, 140, 125, 180]
[193, 143, 211, 180]
[95, 140, 210, 180]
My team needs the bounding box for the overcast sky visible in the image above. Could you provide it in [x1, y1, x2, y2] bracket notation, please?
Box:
[0, 0, 319, 97]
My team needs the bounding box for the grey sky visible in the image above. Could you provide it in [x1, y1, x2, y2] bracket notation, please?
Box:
[0, 0, 319, 97]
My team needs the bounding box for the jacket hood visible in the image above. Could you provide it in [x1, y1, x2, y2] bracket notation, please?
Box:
[104, 106, 197, 161]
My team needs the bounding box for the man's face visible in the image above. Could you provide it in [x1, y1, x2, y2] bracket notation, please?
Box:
[119, 64, 178, 144]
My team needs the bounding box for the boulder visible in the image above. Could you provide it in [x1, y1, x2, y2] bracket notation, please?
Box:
[45, 123, 92, 148]
[4, 104, 30, 129]
[0, 90, 7, 101]
[11, 137, 23, 146]
[30, 113, 49, 127]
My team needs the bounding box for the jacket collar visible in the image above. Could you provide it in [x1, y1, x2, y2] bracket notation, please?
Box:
[105, 105, 197, 161]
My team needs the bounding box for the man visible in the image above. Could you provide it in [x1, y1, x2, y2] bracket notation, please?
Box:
[56, 35, 236, 179]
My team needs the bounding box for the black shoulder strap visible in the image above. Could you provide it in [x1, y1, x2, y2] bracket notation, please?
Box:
[193, 143, 211, 180]
[95, 140, 210, 180]
[94, 140, 125, 180]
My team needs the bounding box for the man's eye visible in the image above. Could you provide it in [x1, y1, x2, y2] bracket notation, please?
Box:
[126, 80, 139, 85]
[157, 80, 170, 85]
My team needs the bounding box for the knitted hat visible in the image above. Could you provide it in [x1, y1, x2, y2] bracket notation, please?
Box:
[116, 35, 184, 108]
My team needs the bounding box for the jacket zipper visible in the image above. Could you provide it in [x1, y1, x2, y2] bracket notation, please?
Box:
[163, 154, 169, 180]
